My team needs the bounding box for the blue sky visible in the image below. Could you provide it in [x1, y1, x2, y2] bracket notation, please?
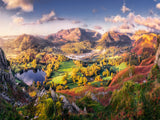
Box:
[0, 0, 160, 35]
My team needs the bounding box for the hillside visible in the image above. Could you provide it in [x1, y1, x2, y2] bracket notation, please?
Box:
[0, 48, 30, 103]
[96, 31, 131, 49]
[12, 34, 53, 51]
[131, 33, 157, 56]
[131, 30, 149, 40]
[0, 48, 30, 119]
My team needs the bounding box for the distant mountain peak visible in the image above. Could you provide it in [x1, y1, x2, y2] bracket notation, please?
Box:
[46, 27, 101, 43]
[97, 31, 131, 48]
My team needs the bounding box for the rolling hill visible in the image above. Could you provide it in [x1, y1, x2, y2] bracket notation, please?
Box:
[12, 34, 53, 51]
[131, 33, 157, 56]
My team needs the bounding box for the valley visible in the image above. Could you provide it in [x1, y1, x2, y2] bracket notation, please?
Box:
[0, 27, 160, 119]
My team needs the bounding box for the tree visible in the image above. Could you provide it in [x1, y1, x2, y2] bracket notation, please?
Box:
[102, 71, 107, 77]
[106, 69, 110, 77]
[24, 63, 27, 70]
[37, 81, 41, 88]
[54, 62, 60, 71]
[61, 73, 68, 85]
[88, 82, 91, 85]
[111, 72, 114, 78]
[71, 71, 77, 83]
[46, 64, 53, 78]
[32, 81, 36, 87]
[32, 59, 37, 69]
[95, 75, 102, 81]
[78, 77, 83, 84]
[83, 77, 88, 85]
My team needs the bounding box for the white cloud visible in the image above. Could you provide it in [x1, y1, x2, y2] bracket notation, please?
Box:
[156, 3, 160, 9]
[105, 15, 126, 23]
[2, 0, 34, 12]
[15, 11, 66, 25]
[134, 15, 160, 31]
[121, 4, 131, 13]
[110, 22, 135, 33]
[105, 12, 160, 33]
[37, 11, 56, 24]
[12, 16, 24, 25]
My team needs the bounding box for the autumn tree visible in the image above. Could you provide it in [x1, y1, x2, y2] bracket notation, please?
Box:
[32, 59, 37, 69]
[37, 81, 41, 88]
[61, 73, 68, 85]
[83, 77, 88, 85]
[95, 75, 102, 81]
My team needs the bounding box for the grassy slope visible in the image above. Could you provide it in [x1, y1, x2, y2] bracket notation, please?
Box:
[51, 61, 77, 84]
[117, 62, 128, 71]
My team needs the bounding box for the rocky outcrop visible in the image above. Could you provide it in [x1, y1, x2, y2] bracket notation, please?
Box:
[155, 43, 160, 68]
[0, 48, 8, 69]
[0, 48, 30, 105]
[85, 91, 100, 103]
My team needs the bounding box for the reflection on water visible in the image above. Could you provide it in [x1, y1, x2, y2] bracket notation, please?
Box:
[15, 69, 46, 86]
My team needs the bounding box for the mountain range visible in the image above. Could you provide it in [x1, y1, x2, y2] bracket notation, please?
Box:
[2, 28, 136, 54]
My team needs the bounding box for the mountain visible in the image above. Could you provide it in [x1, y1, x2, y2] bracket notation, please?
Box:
[12, 34, 53, 51]
[131, 33, 157, 56]
[96, 31, 131, 49]
[131, 30, 149, 40]
[46, 28, 101, 45]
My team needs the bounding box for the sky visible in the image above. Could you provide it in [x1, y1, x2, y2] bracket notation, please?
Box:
[0, 0, 160, 36]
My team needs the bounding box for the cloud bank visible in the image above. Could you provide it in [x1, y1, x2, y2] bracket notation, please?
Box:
[2, 0, 34, 12]
[105, 12, 160, 33]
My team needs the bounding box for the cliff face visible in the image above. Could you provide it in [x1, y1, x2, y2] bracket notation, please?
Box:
[0, 48, 30, 105]
[155, 44, 160, 68]
[0, 48, 8, 69]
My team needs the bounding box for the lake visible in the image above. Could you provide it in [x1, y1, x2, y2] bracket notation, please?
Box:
[15, 69, 46, 86]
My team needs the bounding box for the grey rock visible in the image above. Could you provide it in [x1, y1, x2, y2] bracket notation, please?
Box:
[84, 107, 87, 114]
[85, 91, 100, 103]
[59, 95, 80, 113]
[50, 87, 57, 101]
[72, 102, 80, 112]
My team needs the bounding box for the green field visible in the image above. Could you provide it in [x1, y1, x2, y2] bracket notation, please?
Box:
[51, 60, 77, 84]
[116, 62, 128, 71]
